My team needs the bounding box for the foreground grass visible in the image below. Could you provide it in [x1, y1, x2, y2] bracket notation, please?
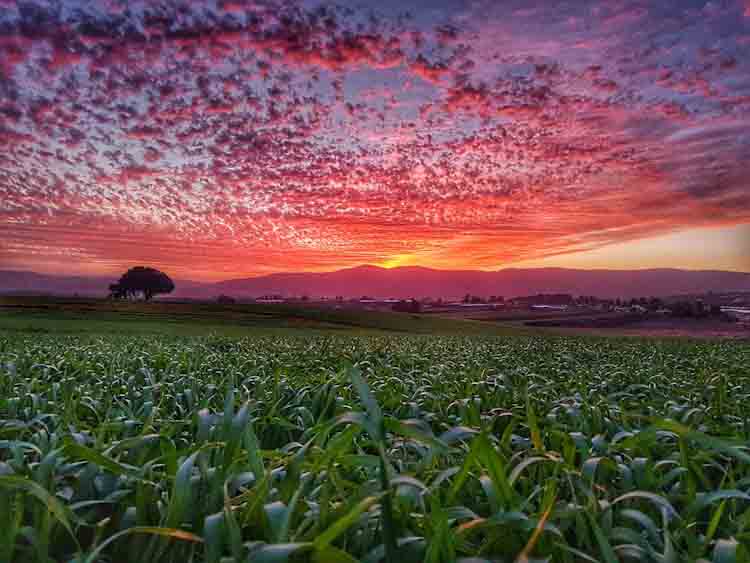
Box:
[1, 333, 749, 562]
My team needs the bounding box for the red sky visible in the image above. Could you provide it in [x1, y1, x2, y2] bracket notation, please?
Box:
[1, 0, 749, 280]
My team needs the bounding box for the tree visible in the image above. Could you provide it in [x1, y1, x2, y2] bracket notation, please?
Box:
[108, 283, 127, 300]
[109, 267, 175, 301]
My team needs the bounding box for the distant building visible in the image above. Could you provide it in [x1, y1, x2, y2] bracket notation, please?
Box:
[256, 294, 285, 303]
[530, 304, 569, 311]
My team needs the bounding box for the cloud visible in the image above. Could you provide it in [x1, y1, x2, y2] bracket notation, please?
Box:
[0, 0, 749, 278]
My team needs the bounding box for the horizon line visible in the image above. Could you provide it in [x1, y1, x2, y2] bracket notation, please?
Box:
[3, 262, 750, 284]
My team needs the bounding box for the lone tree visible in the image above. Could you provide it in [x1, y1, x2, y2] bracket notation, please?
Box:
[109, 267, 175, 301]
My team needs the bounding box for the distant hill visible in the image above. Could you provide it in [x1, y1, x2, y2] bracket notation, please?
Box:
[0, 271, 117, 297]
[208, 266, 750, 300]
[2, 266, 750, 300]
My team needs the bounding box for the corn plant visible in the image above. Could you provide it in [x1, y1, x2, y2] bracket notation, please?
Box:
[0, 333, 749, 562]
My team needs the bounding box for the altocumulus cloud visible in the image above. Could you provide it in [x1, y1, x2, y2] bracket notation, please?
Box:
[0, 0, 749, 278]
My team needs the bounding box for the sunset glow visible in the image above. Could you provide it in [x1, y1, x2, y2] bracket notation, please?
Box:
[1, 0, 749, 280]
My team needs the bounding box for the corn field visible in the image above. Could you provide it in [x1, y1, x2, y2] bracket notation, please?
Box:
[1, 333, 749, 562]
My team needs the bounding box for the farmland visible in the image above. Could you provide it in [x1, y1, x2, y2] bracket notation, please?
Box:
[1, 331, 750, 562]
[2, 296, 748, 340]
[0, 296, 530, 338]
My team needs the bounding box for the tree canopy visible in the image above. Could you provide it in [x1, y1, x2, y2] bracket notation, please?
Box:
[109, 267, 175, 301]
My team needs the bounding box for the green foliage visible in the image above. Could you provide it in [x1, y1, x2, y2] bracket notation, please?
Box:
[0, 333, 749, 562]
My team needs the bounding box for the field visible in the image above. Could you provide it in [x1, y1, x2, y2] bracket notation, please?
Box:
[0, 297, 530, 337]
[1, 329, 750, 562]
[2, 297, 747, 341]
[432, 307, 749, 341]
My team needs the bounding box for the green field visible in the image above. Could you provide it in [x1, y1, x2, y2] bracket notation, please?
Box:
[0, 297, 530, 337]
[1, 328, 750, 562]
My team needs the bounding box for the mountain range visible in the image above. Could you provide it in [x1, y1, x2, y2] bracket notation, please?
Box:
[1, 266, 749, 300]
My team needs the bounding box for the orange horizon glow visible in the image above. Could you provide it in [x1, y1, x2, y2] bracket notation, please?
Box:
[6, 222, 748, 283]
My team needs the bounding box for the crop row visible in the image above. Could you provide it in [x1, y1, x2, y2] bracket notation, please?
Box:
[0, 334, 749, 562]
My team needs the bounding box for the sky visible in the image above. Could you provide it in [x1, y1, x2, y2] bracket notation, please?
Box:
[0, 0, 749, 280]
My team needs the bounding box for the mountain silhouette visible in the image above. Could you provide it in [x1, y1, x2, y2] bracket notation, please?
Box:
[2, 265, 749, 300]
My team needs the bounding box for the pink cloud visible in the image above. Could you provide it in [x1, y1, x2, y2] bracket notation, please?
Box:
[1, 0, 749, 277]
